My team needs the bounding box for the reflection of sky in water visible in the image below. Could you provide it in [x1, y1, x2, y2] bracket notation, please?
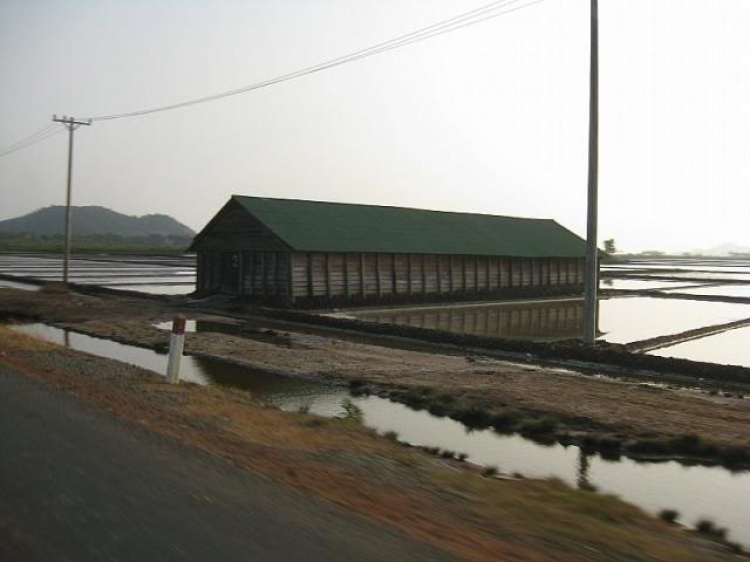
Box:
[590, 456, 750, 542]
[660, 284, 750, 299]
[10, 322, 750, 546]
[0, 256, 195, 294]
[604, 265, 750, 274]
[598, 297, 750, 344]
[113, 285, 195, 295]
[0, 280, 40, 291]
[637, 272, 750, 281]
[599, 278, 697, 290]
[650, 327, 750, 368]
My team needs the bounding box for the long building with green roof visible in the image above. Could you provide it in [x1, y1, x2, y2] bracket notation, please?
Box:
[189, 195, 587, 305]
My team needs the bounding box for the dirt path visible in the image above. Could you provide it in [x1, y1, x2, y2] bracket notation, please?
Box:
[0, 325, 741, 561]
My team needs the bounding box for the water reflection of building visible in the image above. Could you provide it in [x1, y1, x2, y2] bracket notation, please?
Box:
[358, 299, 586, 340]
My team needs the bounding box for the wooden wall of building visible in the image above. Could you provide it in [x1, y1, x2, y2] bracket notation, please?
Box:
[288, 252, 583, 301]
[198, 250, 584, 301]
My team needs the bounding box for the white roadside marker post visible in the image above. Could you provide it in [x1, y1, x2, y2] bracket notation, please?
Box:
[166, 315, 186, 384]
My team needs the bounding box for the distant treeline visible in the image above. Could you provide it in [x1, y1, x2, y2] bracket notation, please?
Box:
[0, 233, 192, 254]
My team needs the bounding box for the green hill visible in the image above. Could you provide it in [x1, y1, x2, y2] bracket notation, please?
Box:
[0, 206, 195, 237]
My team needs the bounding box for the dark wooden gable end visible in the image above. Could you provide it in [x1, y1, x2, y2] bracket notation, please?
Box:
[189, 199, 290, 253]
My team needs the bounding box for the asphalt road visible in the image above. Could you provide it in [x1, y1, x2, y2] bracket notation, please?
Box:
[0, 366, 452, 561]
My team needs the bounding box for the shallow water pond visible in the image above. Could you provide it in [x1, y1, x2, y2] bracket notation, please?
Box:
[599, 278, 700, 291]
[112, 284, 195, 295]
[0, 280, 40, 291]
[0, 254, 196, 294]
[350, 296, 750, 345]
[9, 322, 750, 546]
[638, 271, 750, 282]
[660, 284, 750, 299]
[650, 327, 750, 369]
[597, 297, 750, 344]
[352, 298, 585, 340]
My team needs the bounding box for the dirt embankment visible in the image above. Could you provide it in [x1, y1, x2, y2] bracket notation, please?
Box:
[1, 287, 749, 467]
[0, 324, 743, 562]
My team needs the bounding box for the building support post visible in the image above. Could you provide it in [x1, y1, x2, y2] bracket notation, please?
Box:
[359, 253, 366, 297]
[583, 0, 600, 345]
[287, 253, 295, 304]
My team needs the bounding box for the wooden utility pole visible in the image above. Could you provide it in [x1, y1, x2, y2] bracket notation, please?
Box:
[582, 0, 599, 346]
[52, 115, 91, 284]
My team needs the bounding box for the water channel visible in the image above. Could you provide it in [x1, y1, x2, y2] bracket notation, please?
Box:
[9, 322, 750, 546]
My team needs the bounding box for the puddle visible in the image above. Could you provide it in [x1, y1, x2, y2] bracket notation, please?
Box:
[8, 322, 750, 546]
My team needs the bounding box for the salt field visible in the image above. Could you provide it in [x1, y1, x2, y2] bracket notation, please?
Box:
[3, 253, 749, 364]
[0, 254, 195, 295]
[650, 326, 750, 368]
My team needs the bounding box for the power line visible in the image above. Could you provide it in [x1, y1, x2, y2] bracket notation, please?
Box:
[0, 125, 65, 159]
[0, 124, 57, 154]
[88, 0, 545, 121]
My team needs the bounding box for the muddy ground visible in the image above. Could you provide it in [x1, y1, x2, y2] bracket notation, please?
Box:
[1, 286, 749, 467]
[1, 323, 744, 562]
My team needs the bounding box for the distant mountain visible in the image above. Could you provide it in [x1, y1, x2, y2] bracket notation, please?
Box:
[694, 242, 750, 257]
[0, 206, 195, 238]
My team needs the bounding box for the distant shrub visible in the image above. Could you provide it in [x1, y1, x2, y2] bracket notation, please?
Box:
[482, 465, 499, 477]
[519, 417, 557, 436]
[489, 410, 522, 430]
[454, 407, 492, 429]
[695, 519, 727, 540]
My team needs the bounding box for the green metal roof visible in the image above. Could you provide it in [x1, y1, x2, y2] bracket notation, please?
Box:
[227, 195, 586, 258]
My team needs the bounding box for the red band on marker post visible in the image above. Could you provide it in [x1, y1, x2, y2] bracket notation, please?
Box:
[172, 315, 186, 335]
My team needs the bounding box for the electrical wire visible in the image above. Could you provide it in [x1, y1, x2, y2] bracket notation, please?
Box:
[0, 124, 58, 154]
[1, 0, 546, 155]
[0, 125, 65, 159]
[87, 0, 545, 121]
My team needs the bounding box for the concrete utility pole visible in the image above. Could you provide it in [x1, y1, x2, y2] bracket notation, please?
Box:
[52, 115, 91, 284]
[582, 0, 599, 346]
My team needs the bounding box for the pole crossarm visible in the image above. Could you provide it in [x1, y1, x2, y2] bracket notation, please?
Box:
[51, 115, 92, 284]
[53, 115, 92, 131]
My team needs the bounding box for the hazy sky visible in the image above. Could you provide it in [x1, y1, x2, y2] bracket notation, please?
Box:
[1, 0, 748, 253]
